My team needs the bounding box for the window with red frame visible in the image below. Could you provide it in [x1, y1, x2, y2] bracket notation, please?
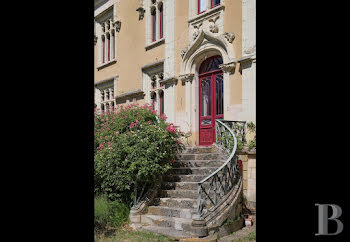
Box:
[151, 8, 157, 42]
[160, 91, 164, 115]
[211, 0, 221, 8]
[198, 0, 207, 14]
[159, 4, 163, 39]
[107, 35, 110, 61]
[102, 37, 105, 63]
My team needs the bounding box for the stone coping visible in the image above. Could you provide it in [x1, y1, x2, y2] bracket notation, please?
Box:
[97, 59, 117, 70]
[115, 89, 145, 100]
[145, 38, 165, 51]
[94, 75, 118, 86]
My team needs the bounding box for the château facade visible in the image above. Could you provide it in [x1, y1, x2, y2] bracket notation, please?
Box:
[94, 0, 256, 146]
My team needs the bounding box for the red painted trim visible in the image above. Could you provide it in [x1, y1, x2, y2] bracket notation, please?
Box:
[102, 39, 105, 63]
[159, 6, 163, 39]
[107, 38, 110, 61]
[211, 0, 221, 9]
[160, 92, 164, 115]
[199, 55, 223, 146]
[198, 0, 206, 14]
[152, 10, 156, 42]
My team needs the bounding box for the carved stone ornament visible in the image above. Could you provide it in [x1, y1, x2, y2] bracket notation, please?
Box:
[223, 32, 235, 43]
[181, 46, 189, 59]
[136, 7, 145, 20]
[94, 35, 98, 45]
[208, 16, 220, 33]
[179, 73, 194, 85]
[114, 20, 121, 32]
[209, 24, 218, 33]
[192, 24, 202, 41]
[219, 62, 236, 74]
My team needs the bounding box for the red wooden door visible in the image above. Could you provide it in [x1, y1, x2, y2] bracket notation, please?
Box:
[199, 56, 224, 146]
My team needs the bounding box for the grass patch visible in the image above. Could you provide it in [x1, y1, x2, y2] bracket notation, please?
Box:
[94, 228, 175, 242]
[233, 230, 256, 242]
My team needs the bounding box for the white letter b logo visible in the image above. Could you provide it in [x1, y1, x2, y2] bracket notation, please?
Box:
[315, 204, 343, 236]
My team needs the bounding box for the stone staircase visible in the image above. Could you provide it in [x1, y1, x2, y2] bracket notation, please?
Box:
[139, 145, 229, 239]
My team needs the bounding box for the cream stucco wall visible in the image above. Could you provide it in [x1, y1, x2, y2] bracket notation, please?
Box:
[95, 0, 251, 145]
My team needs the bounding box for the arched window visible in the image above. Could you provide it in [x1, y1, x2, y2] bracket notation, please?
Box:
[159, 91, 164, 115]
[151, 8, 157, 42]
[159, 3, 163, 39]
[199, 55, 223, 74]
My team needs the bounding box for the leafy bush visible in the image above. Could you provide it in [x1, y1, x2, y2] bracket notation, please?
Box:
[94, 103, 184, 202]
[94, 195, 130, 230]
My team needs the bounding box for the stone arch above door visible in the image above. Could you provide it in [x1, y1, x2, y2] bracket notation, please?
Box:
[180, 30, 236, 79]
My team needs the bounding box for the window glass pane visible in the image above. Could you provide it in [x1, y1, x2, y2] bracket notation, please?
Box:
[216, 74, 223, 115]
[201, 77, 211, 116]
[213, 0, 221, 7]
[199, 0, 207, 13]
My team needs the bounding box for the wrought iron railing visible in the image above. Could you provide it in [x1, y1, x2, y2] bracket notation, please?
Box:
[195, 120, 243, 217]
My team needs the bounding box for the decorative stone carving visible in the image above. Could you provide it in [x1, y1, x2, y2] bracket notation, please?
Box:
[158, 72, 164, 80]
[94, 35, 98, 45]
[179, 73, 194, 85]
[193, 24, 202, 40]
[114, 20, 121, 32]
[151, 75, 157, 81]
[181, 46, 189, 59]
[223, 32, 235, 43]
[136, 7, 145, 20]
[159, 76, 178, 86]
[208, 16, 220, 33]
[219, 61, 236, 74]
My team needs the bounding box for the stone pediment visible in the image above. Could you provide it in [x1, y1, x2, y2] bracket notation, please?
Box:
[180, 30, 236, 76]
[181, 30, 234, 61]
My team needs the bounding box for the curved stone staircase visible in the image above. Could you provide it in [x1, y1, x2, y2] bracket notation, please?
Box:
[138, 145, 229, 239]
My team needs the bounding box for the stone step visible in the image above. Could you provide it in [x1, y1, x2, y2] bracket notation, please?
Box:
[141, 225, 192, 239]
[159, 189, 198, 199]
[141, 214, 192, 232]
[172, 159, 224, 168]
[181, 146, 217, 154]
[157, 198, 198, 209]
[162, 181, 199, 190]
[147, 206, 196, 219]
[169, 167, 219, 176]
[176, 153, 227, 161]
[164, 174, 207, 182]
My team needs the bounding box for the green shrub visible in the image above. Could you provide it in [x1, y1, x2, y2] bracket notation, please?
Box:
[94, 195, 130, 230]
[94, 103, 184, 202]
[94, 195, 111, 229]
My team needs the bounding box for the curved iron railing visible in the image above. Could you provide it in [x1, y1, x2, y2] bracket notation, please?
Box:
[195, 120, 244, 217]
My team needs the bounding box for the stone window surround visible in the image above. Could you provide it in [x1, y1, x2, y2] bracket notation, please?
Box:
[145, 0, 165, 49]
[95, 4, 119, 70]
[190, 0, 225, 21]
[95, 76, 118, 113]
[141, 60, 165, 113]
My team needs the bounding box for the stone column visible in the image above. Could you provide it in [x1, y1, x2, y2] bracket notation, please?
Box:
[219, 62, 236, 120]
[164, 0, 175, 124]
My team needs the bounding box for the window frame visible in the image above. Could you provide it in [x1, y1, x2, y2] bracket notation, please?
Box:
[198, 0, 206, 14]
[211, 0, 221, 9]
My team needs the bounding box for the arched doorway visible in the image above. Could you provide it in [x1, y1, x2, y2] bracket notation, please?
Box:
[199, 55, 224, 146]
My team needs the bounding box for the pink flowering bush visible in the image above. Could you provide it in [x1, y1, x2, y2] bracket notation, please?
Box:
[94, 103, 184, 201]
